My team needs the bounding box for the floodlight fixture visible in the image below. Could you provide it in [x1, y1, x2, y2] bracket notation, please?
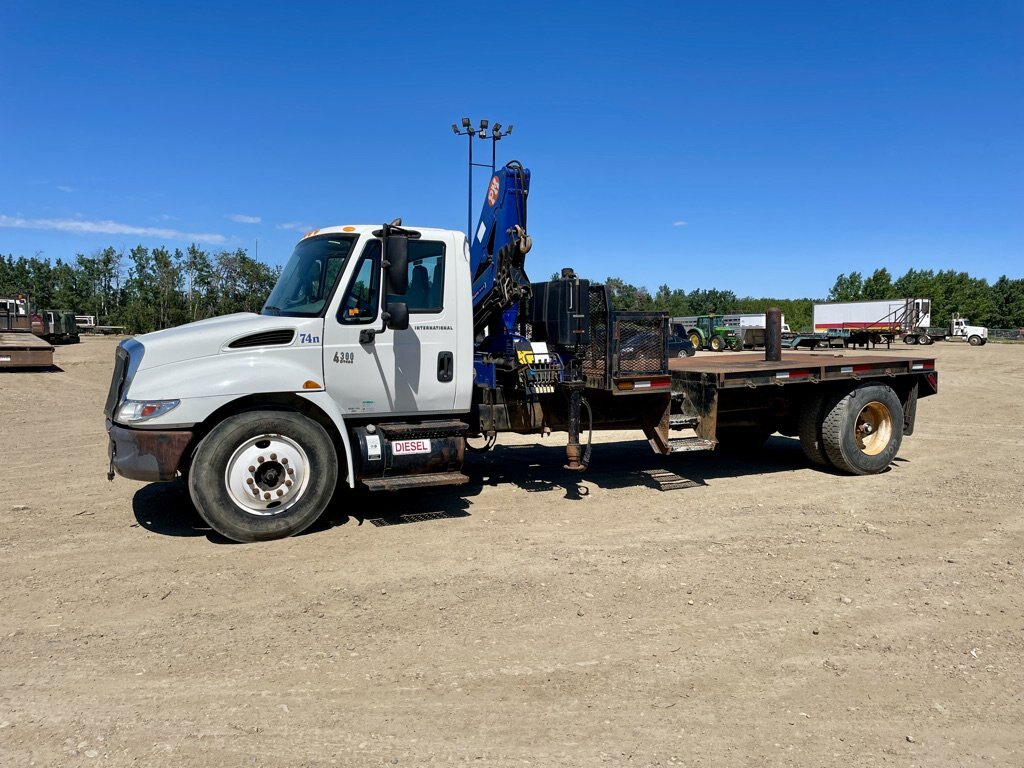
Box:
[452, 116, 515, 236]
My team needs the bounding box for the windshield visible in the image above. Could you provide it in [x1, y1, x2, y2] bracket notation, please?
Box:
[262, 235, 357, 317]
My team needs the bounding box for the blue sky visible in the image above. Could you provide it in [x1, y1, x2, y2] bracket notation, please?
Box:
[1, 1, 1021, 298]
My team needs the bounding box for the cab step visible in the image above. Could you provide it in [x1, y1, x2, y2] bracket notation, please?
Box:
[667, 437, 716, 453]
[361, 471, 470, 492]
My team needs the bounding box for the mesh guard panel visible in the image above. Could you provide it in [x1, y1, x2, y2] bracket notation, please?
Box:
[614, 313, 669, 376]
[580, 285, 610, 388]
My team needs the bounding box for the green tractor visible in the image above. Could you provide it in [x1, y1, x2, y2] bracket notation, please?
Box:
[676, 316, 741, 352]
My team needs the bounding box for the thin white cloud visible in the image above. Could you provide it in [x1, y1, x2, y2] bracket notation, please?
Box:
[672, 220, 688, 227]
[277, 221, 312, 231]
[227, 213, 261, 224]
[0, 214, 226, 244]
[56, 185, 74, 193]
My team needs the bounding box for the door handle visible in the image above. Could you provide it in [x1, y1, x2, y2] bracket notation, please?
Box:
[437, 351, 453, 383]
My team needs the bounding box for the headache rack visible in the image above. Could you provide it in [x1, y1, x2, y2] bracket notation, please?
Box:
[577, 286, 668, 389]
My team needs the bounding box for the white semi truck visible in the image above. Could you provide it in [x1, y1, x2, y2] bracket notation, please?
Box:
[902, 314, 989, 346]
[104, 162, 941, 543]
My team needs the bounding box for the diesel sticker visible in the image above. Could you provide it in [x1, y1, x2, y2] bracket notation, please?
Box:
[391, 439, 431, 456]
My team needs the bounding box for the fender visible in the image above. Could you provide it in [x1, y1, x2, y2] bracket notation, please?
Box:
[297, 390, 356, 488]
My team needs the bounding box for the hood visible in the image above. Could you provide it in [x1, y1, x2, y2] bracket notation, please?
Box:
[134, 313, 309, 370]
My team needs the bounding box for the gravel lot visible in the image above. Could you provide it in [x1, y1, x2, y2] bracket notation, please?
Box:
[1, 335, 1021, 767]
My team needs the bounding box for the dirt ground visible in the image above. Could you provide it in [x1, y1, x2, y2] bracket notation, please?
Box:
[1, 335, 1021, 767]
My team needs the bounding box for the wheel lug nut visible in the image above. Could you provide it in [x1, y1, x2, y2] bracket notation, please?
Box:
[270, 453, 277, 460]
[257, 456, 265, 464]
[248, 465, 255, 473]
[276, 489, 284, 497]
[281, 457, 288, 465]
[287, 467, 294, 475]
[246, 478, 254, 485]
[285, 479, 292, 487]
[263, 492, 271, 500]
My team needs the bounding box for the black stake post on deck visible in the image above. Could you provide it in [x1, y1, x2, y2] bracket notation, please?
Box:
[765, 307, 783, 362]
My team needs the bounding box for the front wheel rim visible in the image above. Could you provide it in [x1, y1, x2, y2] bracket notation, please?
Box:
[224, 433, 312, 516]
[855, 401, 893, 456]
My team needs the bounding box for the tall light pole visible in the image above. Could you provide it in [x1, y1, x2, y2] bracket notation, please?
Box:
[451, 118, 514, 236]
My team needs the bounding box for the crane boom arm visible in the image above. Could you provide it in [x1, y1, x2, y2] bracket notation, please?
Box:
[468, 162, 532, 336]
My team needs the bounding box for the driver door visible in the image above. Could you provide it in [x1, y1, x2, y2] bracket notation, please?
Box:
[322, 238, 458, 417]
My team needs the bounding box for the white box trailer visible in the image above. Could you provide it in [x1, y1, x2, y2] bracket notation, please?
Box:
[813, 299, 931, 346]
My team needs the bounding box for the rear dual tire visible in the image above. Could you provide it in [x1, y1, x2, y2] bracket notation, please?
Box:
[820, 384, 903, 475]
[798, 390, 829, 466]
[799, 384, 904, 474]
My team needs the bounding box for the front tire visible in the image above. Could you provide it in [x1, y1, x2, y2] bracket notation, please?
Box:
[188, 411, 338, 542]
[688, 332, 702, 351]
[820, 384, 903, 475]
[968, 335, 983, 346]
[710, 334, 726, 352]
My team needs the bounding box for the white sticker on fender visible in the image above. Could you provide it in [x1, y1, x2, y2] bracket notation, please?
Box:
[392, 439, 431, 456]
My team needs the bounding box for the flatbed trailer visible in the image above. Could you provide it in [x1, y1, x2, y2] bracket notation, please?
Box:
[781, 333, 833, 350]
[0, 332, 54, 369]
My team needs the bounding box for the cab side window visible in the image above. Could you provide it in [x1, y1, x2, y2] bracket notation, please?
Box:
[396, 240, 445, 314]
[337, 241, 381, 324]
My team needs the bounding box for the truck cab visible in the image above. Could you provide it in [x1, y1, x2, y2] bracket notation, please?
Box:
[105, 225, 474, 539]
[950, 315, 988, 345]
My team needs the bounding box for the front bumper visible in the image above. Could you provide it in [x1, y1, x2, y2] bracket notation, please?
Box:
[107, 422, 193, 482]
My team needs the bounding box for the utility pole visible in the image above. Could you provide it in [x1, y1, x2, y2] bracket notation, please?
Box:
[451, 118, 513, 236]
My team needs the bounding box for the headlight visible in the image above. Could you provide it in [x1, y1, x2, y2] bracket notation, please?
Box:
[115, 399, 181, 424]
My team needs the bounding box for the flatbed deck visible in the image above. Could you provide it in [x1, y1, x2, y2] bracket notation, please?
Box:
[0, 332, 54, 369]
[667, 351, 935, 389]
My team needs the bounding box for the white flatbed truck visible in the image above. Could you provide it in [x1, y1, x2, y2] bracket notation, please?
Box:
[105, 164, 940, 542]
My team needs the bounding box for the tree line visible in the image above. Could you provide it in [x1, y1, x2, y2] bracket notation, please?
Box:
[0, 246, 280, 333]
[601, 268, 1024, 331]
[2, 247, 1022, 333]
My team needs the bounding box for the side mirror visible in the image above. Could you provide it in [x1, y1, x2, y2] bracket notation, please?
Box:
[385, 301, 409, 331]
[384, 235, 409, 295]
